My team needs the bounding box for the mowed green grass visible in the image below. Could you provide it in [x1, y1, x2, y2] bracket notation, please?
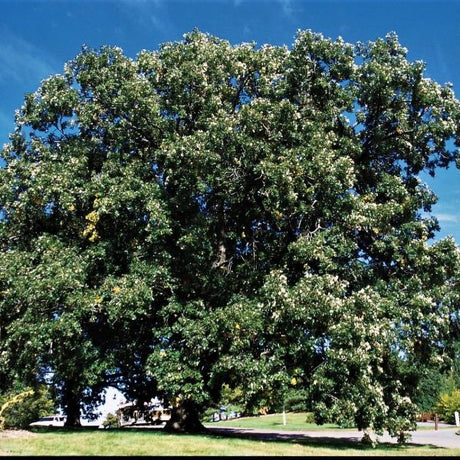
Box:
[1, 429, 458, 457]
[207, 411, 457, 432]
[1, 413, 459, 457]
[205, 411, 344, 430]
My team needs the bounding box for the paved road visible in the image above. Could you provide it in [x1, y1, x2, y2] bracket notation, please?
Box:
[207, 424, 460, 449]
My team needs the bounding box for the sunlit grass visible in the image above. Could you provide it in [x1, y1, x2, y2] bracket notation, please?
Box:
[206, 411, 457, 432]
[1, 413, 459, 457]
[205, 411, 344, 431]
[1, 429, 458, 457]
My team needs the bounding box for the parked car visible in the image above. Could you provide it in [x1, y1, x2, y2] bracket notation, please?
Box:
[29, 415, 66, 427]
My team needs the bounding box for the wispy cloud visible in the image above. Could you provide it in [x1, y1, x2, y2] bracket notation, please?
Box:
[232, 0, 293, 16]
[278, 0, 294, 17]
[436, 213, 458, 223]
[116, 0, 170, 37]
[0, 28, 58, 86]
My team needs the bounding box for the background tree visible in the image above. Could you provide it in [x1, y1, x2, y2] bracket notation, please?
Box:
[0, 30, 459, 438]
[413, 338, 459, 415]
[0, 385, 55, 430]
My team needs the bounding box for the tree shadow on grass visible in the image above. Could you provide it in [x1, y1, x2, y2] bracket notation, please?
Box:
[205, 426, 446, 453]
[28, 425, 449, 453]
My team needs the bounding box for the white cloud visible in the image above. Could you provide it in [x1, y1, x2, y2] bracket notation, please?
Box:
[436, 213, 458, 223]
[0, 29, 58, 85]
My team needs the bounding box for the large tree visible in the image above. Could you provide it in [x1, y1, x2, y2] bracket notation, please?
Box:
[0, 30, 459, 438]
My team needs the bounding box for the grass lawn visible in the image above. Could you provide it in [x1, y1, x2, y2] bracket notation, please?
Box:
[204, 411, 345, 431]
[206, 411, 458, 432]
[1, 413, 458, 456]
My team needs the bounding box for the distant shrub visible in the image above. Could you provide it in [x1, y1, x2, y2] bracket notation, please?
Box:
[436, 389, 460, 424]
[102, 412, 119, 429]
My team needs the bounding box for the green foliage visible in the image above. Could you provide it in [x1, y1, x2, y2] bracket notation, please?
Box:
[0, 386, 54, 429]
[219, 384, 245, 414]
[413, 342, 459, 415]
[101, 412, 119, 429]
[413, 367, 458, 413]
[0, 29, 459, 438]
[413, 370, 447, 413]
[202, 384, 246, 422]
[284, 388, 309, 413]
[436, 389, 460, 424]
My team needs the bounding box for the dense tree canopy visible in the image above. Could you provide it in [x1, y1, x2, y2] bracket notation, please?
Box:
[1, 30, 459, 438]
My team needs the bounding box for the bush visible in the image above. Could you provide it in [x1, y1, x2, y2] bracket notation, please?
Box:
[101, 412, 119, 429]
[0, 386, 55, 429]
[435, 389, 460, 424]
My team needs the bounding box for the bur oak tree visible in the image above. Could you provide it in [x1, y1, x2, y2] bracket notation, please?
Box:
[0, 30, 459, 439]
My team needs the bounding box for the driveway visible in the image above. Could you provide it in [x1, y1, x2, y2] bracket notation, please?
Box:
[207, 423, 460, 449]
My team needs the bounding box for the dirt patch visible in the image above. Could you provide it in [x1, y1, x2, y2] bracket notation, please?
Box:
[0, 430, 37, 456]
[0, 429, 37, 439]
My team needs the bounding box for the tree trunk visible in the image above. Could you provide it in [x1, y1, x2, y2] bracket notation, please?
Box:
[63, 390, 81, 427]
[163, 399, 207, 434]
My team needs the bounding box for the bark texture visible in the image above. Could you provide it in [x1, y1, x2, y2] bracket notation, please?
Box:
[163, 399, 207, 433]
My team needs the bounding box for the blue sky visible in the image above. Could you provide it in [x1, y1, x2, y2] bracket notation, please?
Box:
[1, 0, 459, 244]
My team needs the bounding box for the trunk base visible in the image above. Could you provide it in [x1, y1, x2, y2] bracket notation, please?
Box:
[64, 414, 81, 428]
[163, 400, 208, 434]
